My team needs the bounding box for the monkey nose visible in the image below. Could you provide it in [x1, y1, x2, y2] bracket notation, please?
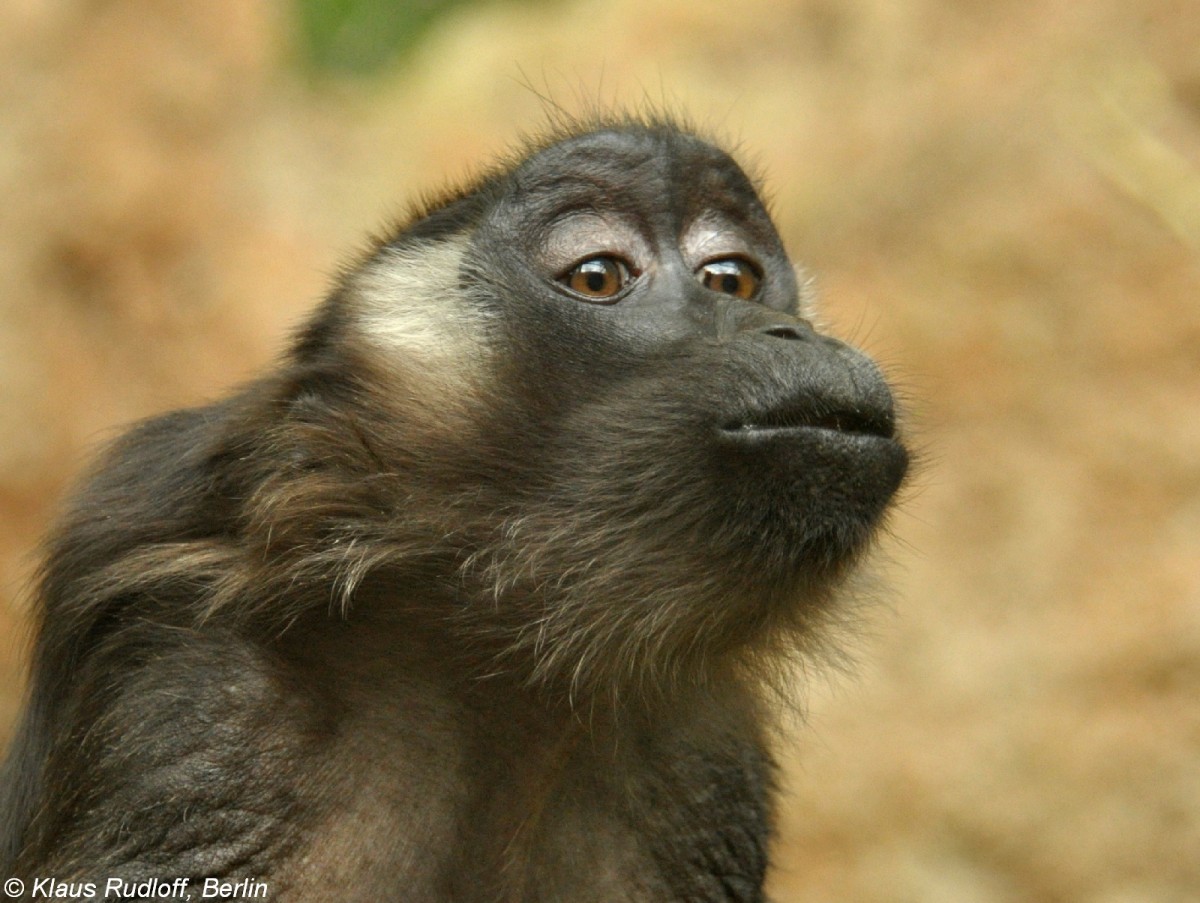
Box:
[714, 297, 815, 343]
[757, 324, 807, 341]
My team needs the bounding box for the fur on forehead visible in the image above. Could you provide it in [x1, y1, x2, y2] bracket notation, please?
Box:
[379, 109, 772, 245]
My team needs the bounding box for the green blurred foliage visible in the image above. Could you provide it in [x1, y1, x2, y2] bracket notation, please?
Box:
[293, 0, 476, 76]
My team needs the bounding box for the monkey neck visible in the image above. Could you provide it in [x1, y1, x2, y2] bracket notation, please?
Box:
[278, 596, 764, 741]
[271, 604, 771, 899]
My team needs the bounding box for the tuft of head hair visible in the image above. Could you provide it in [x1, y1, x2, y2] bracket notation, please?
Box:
[380, 105, 764, 243]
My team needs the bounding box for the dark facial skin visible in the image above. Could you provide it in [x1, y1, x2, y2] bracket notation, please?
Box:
[0, 121, 907, 902]
[468, 128, 905, 597]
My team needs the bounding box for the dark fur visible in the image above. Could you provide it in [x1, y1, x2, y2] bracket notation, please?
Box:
[0, 118, 907, 901]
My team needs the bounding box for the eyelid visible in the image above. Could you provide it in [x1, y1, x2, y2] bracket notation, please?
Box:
[697, 253, 762, 274]
[537, 212, 647, 275]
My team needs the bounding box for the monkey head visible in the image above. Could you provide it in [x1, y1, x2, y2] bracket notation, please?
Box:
[271, 120, 908, 700]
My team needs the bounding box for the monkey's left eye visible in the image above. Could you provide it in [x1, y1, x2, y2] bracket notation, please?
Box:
[698, 258, 762, 300]
[560, 256, 632, 301]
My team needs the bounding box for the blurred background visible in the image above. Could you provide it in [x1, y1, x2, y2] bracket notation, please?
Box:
[1, 0, 1198, 899]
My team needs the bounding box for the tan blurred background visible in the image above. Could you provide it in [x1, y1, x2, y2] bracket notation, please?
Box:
[2, 0, 1198, 899]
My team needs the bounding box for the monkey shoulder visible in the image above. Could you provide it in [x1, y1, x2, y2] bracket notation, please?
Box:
[23, 625, 328, 880]
[53, 397, 255, 553]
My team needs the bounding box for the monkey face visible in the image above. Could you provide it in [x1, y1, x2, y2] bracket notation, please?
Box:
[335, 123, 907, 692]
[468, 128, 905, 569]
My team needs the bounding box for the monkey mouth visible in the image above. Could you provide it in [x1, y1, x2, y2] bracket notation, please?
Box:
[720, 401, 894, 440]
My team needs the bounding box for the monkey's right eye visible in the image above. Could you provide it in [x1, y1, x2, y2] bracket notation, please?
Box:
[559, 256, 632, 301]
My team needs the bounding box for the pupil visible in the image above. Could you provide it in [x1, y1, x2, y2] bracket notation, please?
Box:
[585, 269, 607, 292]
[720, 273, 739, 294]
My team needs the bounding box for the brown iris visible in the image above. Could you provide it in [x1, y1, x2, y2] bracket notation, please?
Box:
[698, 258, 761, 300]
[561, 256, 631, 300]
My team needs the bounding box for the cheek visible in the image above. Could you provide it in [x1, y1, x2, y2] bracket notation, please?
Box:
[353, 239, 476, 350]
[340, 238, 504, 448]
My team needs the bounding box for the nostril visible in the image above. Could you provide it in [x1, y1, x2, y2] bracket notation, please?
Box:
[761, 325, 805, 341]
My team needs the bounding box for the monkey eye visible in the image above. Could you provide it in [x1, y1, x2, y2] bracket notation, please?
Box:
[698, 258, 762, 300]
[560, 256, 632, 301]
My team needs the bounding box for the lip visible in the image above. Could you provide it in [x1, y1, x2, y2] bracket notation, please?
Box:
[720, 405, 894, 440]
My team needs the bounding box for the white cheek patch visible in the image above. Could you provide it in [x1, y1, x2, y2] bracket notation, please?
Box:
[794, 264, 820, 324]
[353, 237, 478, 358]
[348, 236, 496, 417]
